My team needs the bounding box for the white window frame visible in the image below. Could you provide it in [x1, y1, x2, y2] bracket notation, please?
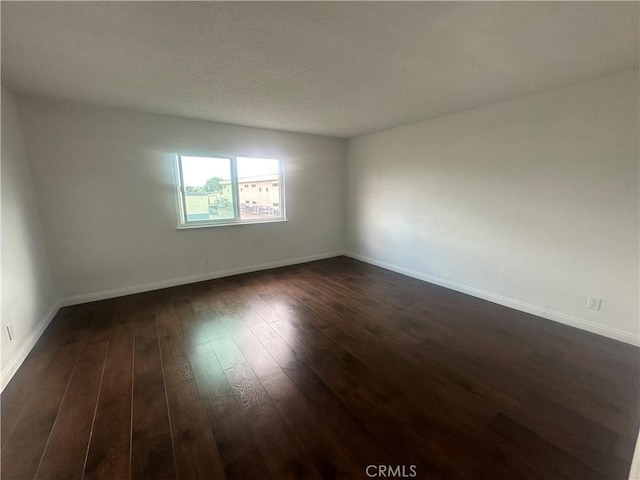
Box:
[174, 153, 286, 229]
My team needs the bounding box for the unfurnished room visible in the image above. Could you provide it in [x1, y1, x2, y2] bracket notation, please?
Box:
[1, 2, 639, 479]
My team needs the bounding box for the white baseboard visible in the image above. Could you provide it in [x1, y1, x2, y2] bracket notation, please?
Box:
[345, 251, 640, 346]
[1, 251, 343, 393]
[4, 249, 635, 394]
[61, 251, 344, 307]
[0, 301, 61, 392]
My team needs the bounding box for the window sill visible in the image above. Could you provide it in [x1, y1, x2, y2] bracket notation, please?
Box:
[176, 218, 287, 230]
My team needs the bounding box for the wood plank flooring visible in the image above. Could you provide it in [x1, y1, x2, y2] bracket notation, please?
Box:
[1, 256, 638, 479]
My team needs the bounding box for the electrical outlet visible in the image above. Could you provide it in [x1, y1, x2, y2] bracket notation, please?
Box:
[6, 324, 15, 342]
[587, 296, 603, 311]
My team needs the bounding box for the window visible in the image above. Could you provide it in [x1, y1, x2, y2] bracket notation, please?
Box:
[175, 154, 285, 228]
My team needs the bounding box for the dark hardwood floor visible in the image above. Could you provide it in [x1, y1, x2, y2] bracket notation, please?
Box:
[1, 256, 638, 479]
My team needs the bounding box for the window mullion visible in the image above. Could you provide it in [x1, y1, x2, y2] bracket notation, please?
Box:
[231, 157, 240, 220]
[176, 154, 189, 224]
[279, 158, 285, 220]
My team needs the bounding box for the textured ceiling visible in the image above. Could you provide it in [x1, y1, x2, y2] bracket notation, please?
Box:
[2, 2, 638, 138]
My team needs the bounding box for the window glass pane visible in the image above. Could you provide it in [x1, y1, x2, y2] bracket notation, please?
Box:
[237, 157, 281, 220]
[181, 156, 234, 222]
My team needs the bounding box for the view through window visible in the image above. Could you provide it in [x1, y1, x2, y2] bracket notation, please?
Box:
[176, 154, 284, 227]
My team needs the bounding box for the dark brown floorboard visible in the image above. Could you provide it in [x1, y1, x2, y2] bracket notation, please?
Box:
[1, 256, 638, 479]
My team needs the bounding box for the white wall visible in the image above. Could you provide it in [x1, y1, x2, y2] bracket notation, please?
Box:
[1, 87, 60, 388]
[18, 98, 346, 301]
[346, 68, 640, 344]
